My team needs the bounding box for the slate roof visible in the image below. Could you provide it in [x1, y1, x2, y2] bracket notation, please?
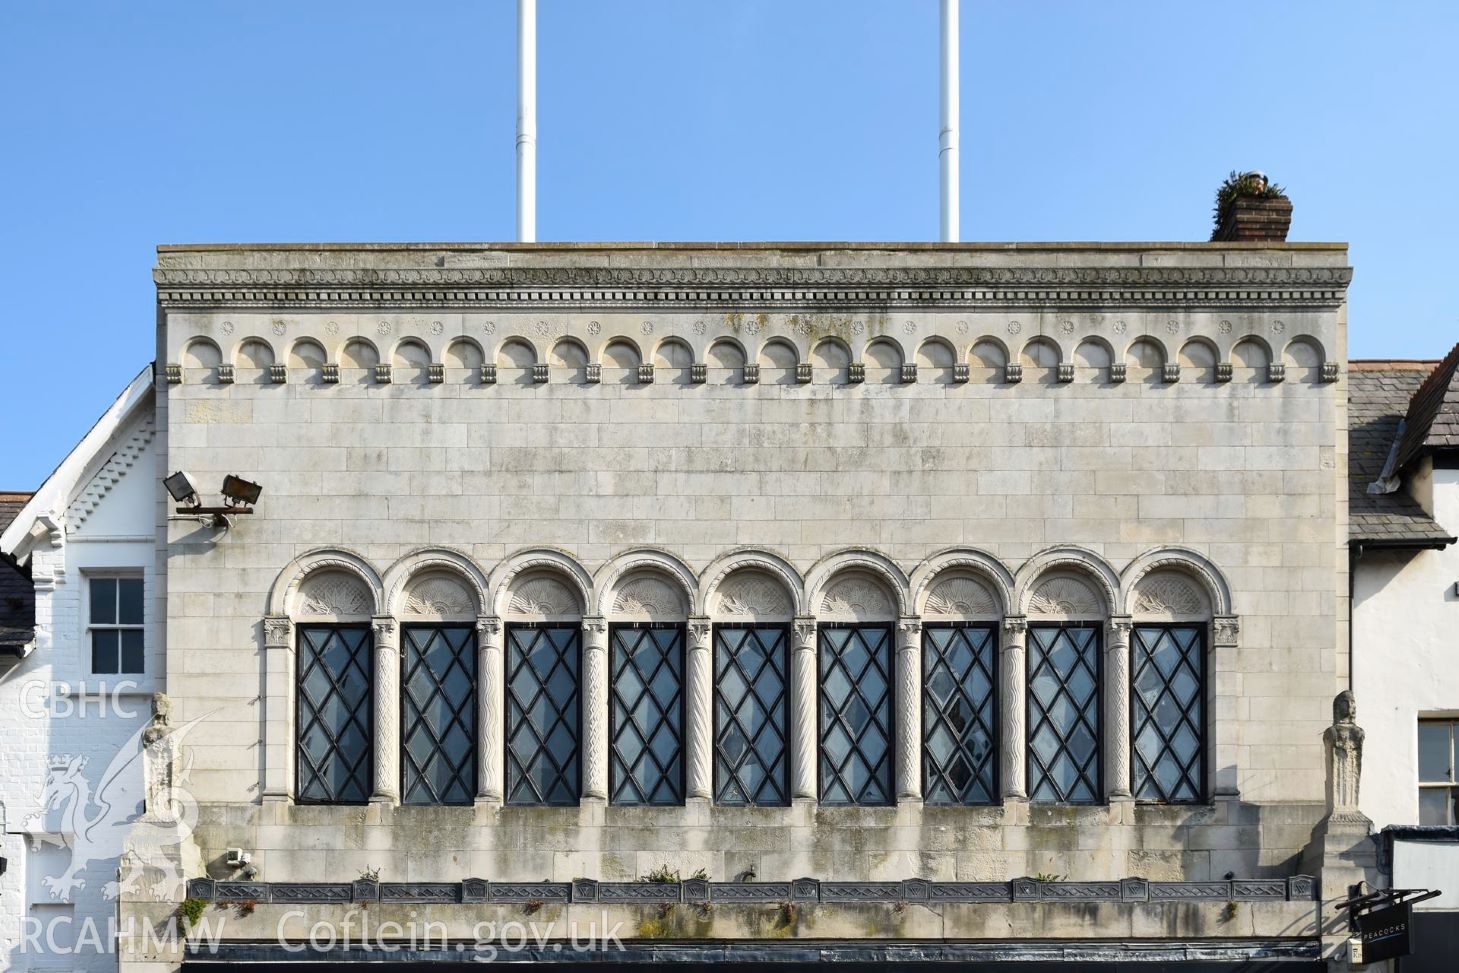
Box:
[0, 492, 36, 650]
[1393, 342, 1459, 474]
[1348, 363, 1456, 548]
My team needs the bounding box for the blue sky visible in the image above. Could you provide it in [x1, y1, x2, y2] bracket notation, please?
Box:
[1, 1, 1456, 488]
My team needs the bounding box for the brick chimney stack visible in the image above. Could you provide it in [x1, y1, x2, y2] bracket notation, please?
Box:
[1211, 171, 1293, 242]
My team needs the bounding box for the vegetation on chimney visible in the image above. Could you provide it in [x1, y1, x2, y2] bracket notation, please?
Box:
[1213, 170, 1287, 228]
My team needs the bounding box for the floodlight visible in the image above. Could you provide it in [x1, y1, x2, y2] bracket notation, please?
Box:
[221, 475, 263, 508]
[164, 471, 201, 506]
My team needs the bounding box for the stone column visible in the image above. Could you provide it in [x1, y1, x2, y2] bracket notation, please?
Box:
[262, 615, 295, 803]
[581, 616, 609, 801]
[790, 617, 819, 801]
[1211, 614, 1241, 798]
[1000, 615, 1028, 801]
[896, 616, 923, 803]
[476, 615, 504, 804]
[371, 616, 400, 804]
[685, 617, 714, 801]
[1105, 615, 1133, 801]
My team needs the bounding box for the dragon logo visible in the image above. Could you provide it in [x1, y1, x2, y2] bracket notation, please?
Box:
[22, 710, 204, 903]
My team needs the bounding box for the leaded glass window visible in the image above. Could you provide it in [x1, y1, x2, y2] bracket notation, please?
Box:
[1027, 624, 1101, 803]
[818, 624, 893, 806]
[923, 624, 997, 805]
[1130, 625, 1205, 803]
[609, 624, 684, 805]
[506, 624, 581, 806]
[713, 625, 789, 806]
[401, 625, 477, 805]
[296, 625, 372, 804]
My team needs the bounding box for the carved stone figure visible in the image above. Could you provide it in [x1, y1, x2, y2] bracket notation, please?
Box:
[143, 693, 176, 819]
[1323, 690, 1364, 811]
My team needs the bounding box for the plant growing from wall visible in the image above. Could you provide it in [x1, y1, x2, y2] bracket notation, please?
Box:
[177, 897, 208, 930]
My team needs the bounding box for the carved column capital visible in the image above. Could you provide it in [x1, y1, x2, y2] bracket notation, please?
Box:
[1002, 615, 1028, 643]
[687, 616, 713, 652]
[372, 615, 398, 648]
[478, 621, 507, 650]
[1212, 614, 1240, 648]
[1106, 615, 1133, 646]
[793, 616, 817, 652]
[263, 615, 292, 650]
[582, 616, 608, 644]
[896, 616, 922, 652]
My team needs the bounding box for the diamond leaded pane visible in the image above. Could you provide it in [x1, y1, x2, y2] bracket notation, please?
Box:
[506, 625, 581, 806]
[714, 625, 789, 807]
[1131, 625, 1204, 803]
[819, 625, 893, 806]
[922, 624, 997, 805]
[1027, 625, 1101, 804]
[296, 625, 373, 804]
[401, 625, 477, 805]
[610, 625, 684, 805]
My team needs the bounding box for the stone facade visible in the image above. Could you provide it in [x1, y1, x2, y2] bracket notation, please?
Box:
[125, 243, 1350, 967]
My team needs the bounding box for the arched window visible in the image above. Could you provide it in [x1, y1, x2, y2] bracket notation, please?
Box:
[398, 571, 479, 806]
[294, 569, 375, 804]
[503, 571, 585, 806]
[1025, 572, 1105, 804]
[816, 572, 896, 806]
[1129, 570, 1210, 803]
[606, 573, 688, 805]
[920, 572, 1000, 805]
[709, 569, 794, 806]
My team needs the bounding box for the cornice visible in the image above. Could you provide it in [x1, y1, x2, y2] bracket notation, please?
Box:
[154, 264, 1352, 311]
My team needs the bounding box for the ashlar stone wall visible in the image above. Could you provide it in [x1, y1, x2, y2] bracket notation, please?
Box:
[151, 244, 1349, 907]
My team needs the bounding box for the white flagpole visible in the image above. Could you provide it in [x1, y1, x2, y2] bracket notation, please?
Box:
[517, 0, 537, 242]
[939, 0, 960, 242]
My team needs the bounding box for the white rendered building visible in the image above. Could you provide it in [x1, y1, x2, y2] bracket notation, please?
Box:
[0, 367, 165, 973]
[1349, 348, 1459, 970]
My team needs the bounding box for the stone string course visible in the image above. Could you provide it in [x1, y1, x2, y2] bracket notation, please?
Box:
[187, 875, 1317, 905]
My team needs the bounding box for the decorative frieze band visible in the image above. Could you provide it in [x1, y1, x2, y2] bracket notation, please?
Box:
[185, 874, 1316, 905]
[154, 264, 1352, 311]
